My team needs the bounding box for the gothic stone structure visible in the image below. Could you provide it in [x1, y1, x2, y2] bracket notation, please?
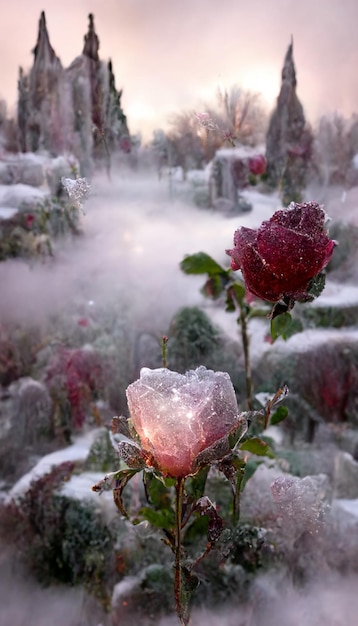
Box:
[265, 40, 312, 204]
[17, 12, 130, 175]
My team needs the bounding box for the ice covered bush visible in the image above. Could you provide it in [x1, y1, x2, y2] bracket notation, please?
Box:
[126, 366, 240, 478]
[1, 462, 116, 607]
[45, 346, 109, 438]
[226, 201, 335, 303]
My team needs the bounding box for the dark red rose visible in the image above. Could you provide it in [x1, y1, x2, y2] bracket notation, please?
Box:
[226, 202, 335, 302]
[248, 155, 267, 176]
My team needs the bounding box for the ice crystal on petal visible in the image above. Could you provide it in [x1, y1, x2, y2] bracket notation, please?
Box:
[126, 366, 239, 478]
[61, 177, 90, 214]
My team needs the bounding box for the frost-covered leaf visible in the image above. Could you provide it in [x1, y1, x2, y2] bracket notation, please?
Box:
[92, 468, 141, 518]
[306, 272, 326, 300]
[112, 415, 132, 439]
[180, 252, 226, 276]
[193, 496, 224, 544]
[117, 440, 145, 469]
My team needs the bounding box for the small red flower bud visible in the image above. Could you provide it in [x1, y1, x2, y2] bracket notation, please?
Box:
[248, 155, 267, 176]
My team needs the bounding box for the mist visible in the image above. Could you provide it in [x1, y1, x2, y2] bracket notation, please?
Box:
[0, 169, 272, 334]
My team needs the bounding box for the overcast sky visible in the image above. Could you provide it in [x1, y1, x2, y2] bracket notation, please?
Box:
[1, 0, 358, 140]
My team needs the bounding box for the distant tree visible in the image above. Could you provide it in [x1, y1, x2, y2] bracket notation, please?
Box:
[166, 85, 268, 169]
[314, 113, 358, 188]
[212, 85, 268, 146]
[167, 111, 205, 177]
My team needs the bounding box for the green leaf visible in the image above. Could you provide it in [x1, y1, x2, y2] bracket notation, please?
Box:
[138, 506, 175, 530]
[186, 466, 209, 500]
[231, 282, 246, 302]
[270, 405, 289, 425]
[180, 252, 225, 275]
[143, 472, 173, 510]
[270, 312, 303, 342]
[240, 437, 274, 458]
[201, 275, 226, 299]
[247, 307, 270, 319]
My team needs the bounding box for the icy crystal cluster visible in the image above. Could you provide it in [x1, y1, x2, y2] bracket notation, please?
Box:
[126, 366, 239, 478]
[62, 177, 90, 213]
[271, 474, 329, 535]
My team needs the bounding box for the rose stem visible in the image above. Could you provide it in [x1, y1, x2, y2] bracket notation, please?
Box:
[238, 303, 253, 411]
[162, 335, 168, 368]
[174, 476, 188, 625]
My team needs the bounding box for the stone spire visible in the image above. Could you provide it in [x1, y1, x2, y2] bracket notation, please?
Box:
[32, 11, 59, 67]
[281, 37, 296, 88]
[83, 13, 100, 61]
[265, 39, 311, 200]
[26, 11, 64, 152]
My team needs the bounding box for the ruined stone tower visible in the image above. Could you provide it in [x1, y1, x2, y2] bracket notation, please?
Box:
[17, 11, 68, 154]
[17, 12, 130, 173]
[265, 40, 312, 202]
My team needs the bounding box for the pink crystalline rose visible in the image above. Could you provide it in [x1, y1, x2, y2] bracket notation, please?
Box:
[226, 201, 335, 303]
[126, 366, 240, 478]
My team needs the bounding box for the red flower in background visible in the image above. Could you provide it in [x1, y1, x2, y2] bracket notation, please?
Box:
[119, 136, 131, 153]
[248, 155, 267, 176]
[78, 317, 90, 327]
[26, 214, 35, 229]
[226, 202, 335, 303]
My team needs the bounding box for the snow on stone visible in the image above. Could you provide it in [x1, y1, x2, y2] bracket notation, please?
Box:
[0, 184, 48, 209]
[60, 471, 117, 520]
[271, 327, 358, 356]
[308, 281, 358, 307]
[215, 145, 265, 160]
[0, 207, 19, 219]
[333, 498, 358, 519]
[9, 428, 101, 499]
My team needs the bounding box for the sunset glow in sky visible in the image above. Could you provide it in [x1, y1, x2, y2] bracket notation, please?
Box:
[1, 0, 358, 140]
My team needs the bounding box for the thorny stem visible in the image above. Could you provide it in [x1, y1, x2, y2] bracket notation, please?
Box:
[238, 303, 253, 411]
[162, 335, 168, 368]
[175, 477, 187, 625]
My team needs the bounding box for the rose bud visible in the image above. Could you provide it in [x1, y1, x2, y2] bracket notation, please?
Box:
[126, 366, 240, 478]
[226, 202, 335, 303]
[248, 155, 267, 176]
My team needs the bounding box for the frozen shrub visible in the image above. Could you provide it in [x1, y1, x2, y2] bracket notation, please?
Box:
[167, 306, 220, 372]
[44, 346, 111, 438]
[0, 462, 117, 606]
